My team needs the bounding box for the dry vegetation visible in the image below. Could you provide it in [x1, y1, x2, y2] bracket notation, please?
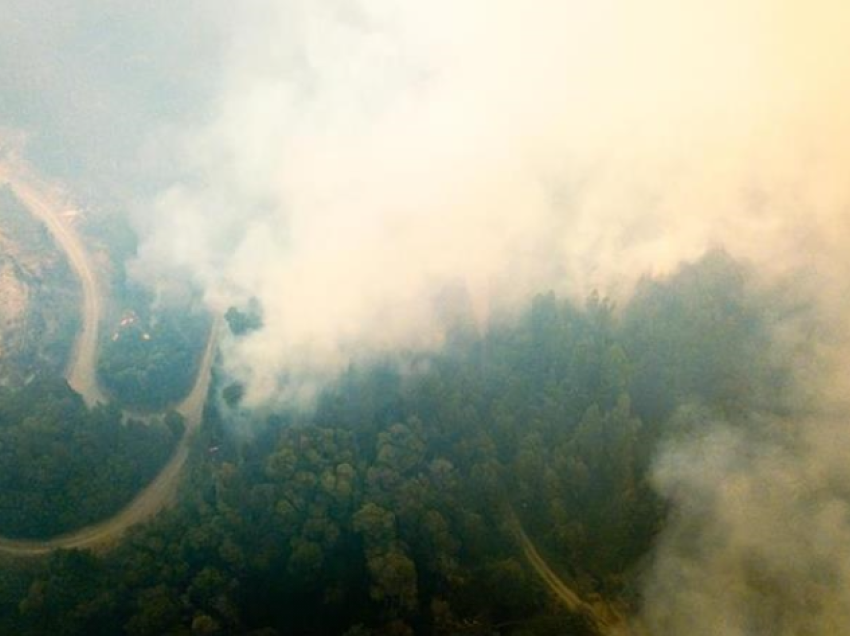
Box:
[0, 186, 80, 383]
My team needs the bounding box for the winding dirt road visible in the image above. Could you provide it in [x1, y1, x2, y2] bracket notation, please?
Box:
[0, 158, 105, 406]
[0, 157, 220, 556]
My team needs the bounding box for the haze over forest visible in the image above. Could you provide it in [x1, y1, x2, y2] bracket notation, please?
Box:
[1, 2, 849, 635]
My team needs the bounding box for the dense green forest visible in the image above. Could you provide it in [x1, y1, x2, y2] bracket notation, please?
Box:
[0, 379, 182, 539]
[97, 295, 210, 411]
[0, 252, 800, 635]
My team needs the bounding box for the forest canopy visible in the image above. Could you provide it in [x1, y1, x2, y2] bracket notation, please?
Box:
[0, 378, 181, 539]
[97, 301, 210, 411]
[0, 251, 802, 635]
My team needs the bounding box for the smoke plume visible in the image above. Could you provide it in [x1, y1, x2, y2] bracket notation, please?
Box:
[5, 1, 850, 632]
[129, 0, 850, 407]
[129, 3, 850, 631]
[641, 413, 850, 635]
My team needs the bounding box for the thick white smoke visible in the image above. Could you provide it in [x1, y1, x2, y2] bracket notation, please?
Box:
[641, 412, 850, 635]
[127, 2, 850, 631]
[132, 0, 850, 406]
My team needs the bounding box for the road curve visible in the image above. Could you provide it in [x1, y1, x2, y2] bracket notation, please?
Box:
[0, 321, 219, 556]
[0, 157, 220, 556]
[0, 158, 106, 406]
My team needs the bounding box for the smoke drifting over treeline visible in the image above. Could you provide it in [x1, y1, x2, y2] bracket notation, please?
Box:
[124, 1, 850, 407]
[4, 1, 850, 633]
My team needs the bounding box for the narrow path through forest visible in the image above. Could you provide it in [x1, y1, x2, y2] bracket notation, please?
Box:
[0, 157, 220, 556]
[507, 509, 644, 636]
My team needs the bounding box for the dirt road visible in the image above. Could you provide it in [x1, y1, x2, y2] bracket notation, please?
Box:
[0, 158, 106, 406]
[0, 157, 220, 556]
